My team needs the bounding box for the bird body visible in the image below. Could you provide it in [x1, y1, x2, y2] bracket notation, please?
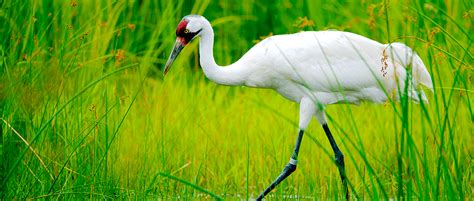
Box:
[164, 15, 433, 200]
[195, 23, 431, 105]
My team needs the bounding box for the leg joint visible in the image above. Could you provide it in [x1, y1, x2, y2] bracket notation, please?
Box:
[284, 163, 297, 173]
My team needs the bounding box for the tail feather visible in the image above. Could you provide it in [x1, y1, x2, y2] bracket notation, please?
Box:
[386, 42, 433, 102]
[386, 42, 433, 90]
[411, 51, 433, 90]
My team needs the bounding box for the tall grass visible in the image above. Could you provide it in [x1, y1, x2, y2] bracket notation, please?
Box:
[1, 0, 472, 199]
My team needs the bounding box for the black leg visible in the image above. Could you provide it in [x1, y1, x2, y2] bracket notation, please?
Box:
[256, 130, 304, 201]
[323, 124, 349, 200]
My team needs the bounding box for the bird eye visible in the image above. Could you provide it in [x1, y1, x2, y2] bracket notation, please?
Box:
[184, 29, 189, 34]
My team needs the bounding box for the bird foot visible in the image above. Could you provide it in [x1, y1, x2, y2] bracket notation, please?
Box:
[256, 162, 297, 201]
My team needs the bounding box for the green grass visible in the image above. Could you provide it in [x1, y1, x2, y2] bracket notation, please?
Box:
[1, 0, 472, 199]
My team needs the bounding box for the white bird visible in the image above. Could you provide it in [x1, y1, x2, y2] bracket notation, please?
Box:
[164, 15, 432, 200]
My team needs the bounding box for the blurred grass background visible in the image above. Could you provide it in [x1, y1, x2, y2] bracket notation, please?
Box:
[0, 0, 472, 199]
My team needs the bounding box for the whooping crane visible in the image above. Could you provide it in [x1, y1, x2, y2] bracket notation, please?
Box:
[164, 15, 433, 200]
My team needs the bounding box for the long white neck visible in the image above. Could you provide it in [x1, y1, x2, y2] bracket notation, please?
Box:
[198, 22, 246, 86]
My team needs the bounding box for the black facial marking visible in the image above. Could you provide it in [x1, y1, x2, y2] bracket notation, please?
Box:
[178, 29, 202, 44]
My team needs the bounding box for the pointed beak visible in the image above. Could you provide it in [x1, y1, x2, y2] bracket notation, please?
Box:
[164, 39, 185, 76]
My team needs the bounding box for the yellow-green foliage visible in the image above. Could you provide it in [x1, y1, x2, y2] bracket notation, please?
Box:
[0, 0, 471, 199]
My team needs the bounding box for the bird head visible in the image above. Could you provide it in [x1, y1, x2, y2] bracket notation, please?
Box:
[164, 15, 206, 76]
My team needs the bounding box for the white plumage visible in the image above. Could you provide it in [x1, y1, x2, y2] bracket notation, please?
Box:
[205, 30, 431, 104]
[164, 15, 433, 200]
